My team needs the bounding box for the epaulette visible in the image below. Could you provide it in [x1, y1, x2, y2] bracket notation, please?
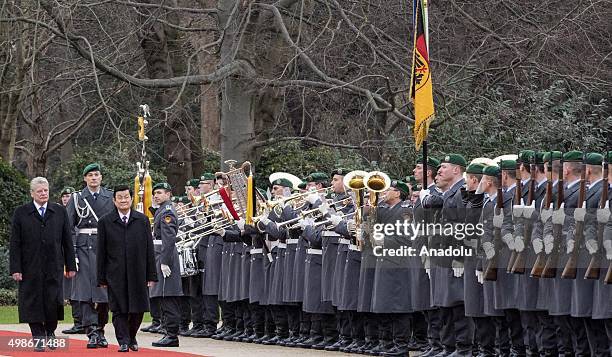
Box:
[165, 204, 173, 211]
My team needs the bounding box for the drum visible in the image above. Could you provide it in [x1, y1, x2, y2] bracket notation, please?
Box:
[178, 246, 199, 277]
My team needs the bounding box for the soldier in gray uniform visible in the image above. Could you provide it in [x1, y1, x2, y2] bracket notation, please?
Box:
[149, 182, 183, 347]
[65, 163, 113, 348]
[421, 154, 473, 357]
[413, 158, 443, 357]
[371, 180, 414, 357]
[573, 152, 608, 355]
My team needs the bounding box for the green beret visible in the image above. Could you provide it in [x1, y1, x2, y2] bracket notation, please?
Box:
[500, 160, 517, 170]
[535, 152, 546, 165]
[563, 150, 583, 162]
[482, 165, 500, 177]
[390, 180, 409, 194]
[171, 196, 179, 203]
[152, 182, 172, 192]
[297, 181, 307, 190]
[200, 172, 215, 181]
[518, 150, 535, 164]
[585, 152, 604, 166]
[441, 154, 467, 167]
[543, 151, 563, 163]
[305, 172, 329, 183]
[61, 187, 75, 195]
[82, 163, 101, 176]
[271, 178, 293, 188]
[416, 157, 441, 169]
[186, 179, 200, 188]
[180, 196, 191, 204]
[466, 163, 486, 175]
[330, 168, 350, 177]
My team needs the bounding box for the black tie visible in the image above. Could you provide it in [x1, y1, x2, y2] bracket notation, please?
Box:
[122, 216, 128, 225]
[93, 193, 99, 201]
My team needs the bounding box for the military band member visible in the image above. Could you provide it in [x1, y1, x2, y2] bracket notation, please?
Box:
[65, 163, 113, 348]
[149, 182, 183, 347]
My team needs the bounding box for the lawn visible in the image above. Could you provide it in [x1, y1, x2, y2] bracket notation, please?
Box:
[0, 306, 152, 324]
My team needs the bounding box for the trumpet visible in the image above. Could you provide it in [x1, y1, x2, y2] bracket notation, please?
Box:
[276, 204, 332, 228]
[178, 209, 232, 237]
[265, 187, 331, 216]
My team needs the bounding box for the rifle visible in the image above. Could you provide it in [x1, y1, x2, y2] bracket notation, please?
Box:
[542, 155, 564, 278]
[585, 154, 608, 279]
[562, 153, 587, 279]
[512, 155, 537, 274]
[531, 152, 554, 277]
[507, 154, 523, 272]
[484, 163, 504, 281]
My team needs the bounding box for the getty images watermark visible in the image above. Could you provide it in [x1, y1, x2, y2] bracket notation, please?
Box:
[370, 221, 484, 257]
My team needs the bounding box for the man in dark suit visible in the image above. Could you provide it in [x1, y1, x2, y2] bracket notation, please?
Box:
[10, 177, 77, 352]
[97, 185, 157, 352]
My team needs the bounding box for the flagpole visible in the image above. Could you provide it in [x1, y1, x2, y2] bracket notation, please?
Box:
[422, 140, 428, 189]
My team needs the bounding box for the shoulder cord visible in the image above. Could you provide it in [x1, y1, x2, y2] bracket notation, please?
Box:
[72, 192, 99, 224]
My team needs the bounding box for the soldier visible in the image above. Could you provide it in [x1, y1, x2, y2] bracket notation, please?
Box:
[150, 182, 183, 347]
[65, 163, 114, 348]
[421, 154, 474, 357]
[413, 158, 443, 357]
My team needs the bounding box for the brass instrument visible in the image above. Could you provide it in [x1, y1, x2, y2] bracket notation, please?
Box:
[216, 160, 251, 217]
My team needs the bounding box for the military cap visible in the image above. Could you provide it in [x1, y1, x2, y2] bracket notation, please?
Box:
[500, 160, 517, 170]
[297, 181, 307, 190]
[466, 163, 486, 175]
[585, 152, 604, 166]
[416, 157, 441, 169]
[405, 175, 417, 185]
[200, 172, 215, 181]
[606, 151, 612, 162]
[482, 165, 500, 177]
[563, 150, 583, 162]
[180, 196, 191, 204]
[152, 182, 172, 192]
[171, 196, 179, 203]
[543, 151, 563, 163]
[186, 179, 200, 188]
[330, 168, 350, 177]
[61, 187, 75, 195]
[390, 180, 409, 194]
[305, 172, 329, 183]
[534, 152, 546, 165]
[271, 178, 293, 188]
[518, 150, 536, 164]
[441, 154, 467, 167]
[82, 163, 101, 176]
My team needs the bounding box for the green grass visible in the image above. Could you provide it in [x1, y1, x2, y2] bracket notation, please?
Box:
[0, 306, 152, 324]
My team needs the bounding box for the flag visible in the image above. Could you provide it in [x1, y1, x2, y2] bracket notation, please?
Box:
[410, 0, 435, 151]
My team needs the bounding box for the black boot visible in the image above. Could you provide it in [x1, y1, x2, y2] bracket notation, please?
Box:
[62, 324, 85, 334]
[86, 328, 99, 349]
[152, 335, 179, 347]
[324, 337, 352, 351]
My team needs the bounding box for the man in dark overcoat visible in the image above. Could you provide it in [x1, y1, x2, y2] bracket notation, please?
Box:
[97, 185, 157, 352]
[10, 177, 77, 351]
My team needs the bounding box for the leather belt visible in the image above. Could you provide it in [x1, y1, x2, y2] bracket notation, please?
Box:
[286, 239, 299, 245]
[339, 238, 351, 245]
[322, 231, 340, 237]
[349, 244, 360, 251]
[307, 248, 323, 255]
[250, 248, 263, 254]
[278, 243, 287, 249]
[153, 240, 163, 245]
[78, 228, 97, 235]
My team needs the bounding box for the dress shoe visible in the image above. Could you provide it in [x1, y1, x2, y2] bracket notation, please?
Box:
[368, 340, 395, 355]
[252, 334, 271, 344]
[432, 349, 456, 357]
[118, 344, 129, 352]
[129, 338, 138, 351]
[45, 333, 57, 350]
[62, 325, 85, 334]
[192, 328, 215, 338]
[296, 336, 324, 348]
[292, 335, 308, 345]
[381, 343, 410, 356]
[86, 334, 98, 349]
[312, 338, 336, 350]
[343, 339, 365, 353]
[223, 329, 243, 341]
[178, 325, 190, 336]
[148, 324, 164, 334]
[407, 339, 429, 351]
[262, 335, 284, 345]
[279, 335, 297, 347]
[325, 337, 353, 351]
[420, 346, 444, 357]
[152, 335, 179, 347]
[183, 326, 200, 337]
[212, 327, 233, 340]
[232, 330, 251, 342]
[97, 334, 108, 348]
[355, 340, 378, 354]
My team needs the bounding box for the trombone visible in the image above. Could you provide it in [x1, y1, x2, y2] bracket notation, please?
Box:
[265, 187, 331, 216]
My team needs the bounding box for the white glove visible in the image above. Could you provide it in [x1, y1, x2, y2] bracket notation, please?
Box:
[574, 207, 586, 222]
[540, 207, 553, 224]
[512, 204, 524, 218]
[75, 258, 79, 272]
[306, 193, 320, 205]
[419, 189, 430, 202]
[318, 202, 331, 215]
[347, 219, 356, 234]
[425, 268, 431, 280]
[552, 203, 565, 225]
[329, 214, 342, 227]
[566, 239, 575, 255]
[475, 270, 484, 284]
[161, 264, 171, 278]
[297, 219, 307, 230]
[597, 206, 611, 223]
[482, 241, 495, 260]
[452, 260, 464, 277]
[475, 180, 486, 195]
[502, 233, 515, 250]
[493, 209, 504, 228]
[603, 240, 612, 260]
[585, 239, 598, 255]
[236, 219, 245, 231]
[216, 228, 226, 237]
[543, 235, 555, 254]
[514, 235, 525, 252]
[532, 238, 543, 254]
[259, 215, 271, 226]
[523, 201, 536, 219]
